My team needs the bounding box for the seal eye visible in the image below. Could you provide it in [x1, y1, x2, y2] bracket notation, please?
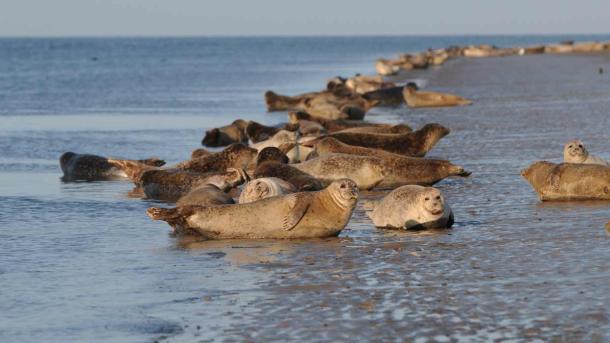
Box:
[436, 196, 441, 200]
[568, 145, 573, 148]
[578, 144, 583, 148]
[424, 197, 430, 201]
[340, 183, 346, 189]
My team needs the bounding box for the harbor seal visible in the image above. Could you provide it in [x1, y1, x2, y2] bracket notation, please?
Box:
[176, 184, 235, 207]
[177, 143, 258, 173]
[311, 137, 470, 187]
[563, 140, 608, 166]
[294, 153, 387, 190]
[321, 123, 450, 157]
[334, 123, 412, 135]
[403, 83, 472, 108]
[147, 179, 359, 239]
[238, 177, 297, 204]
[264, 90, 371, 120]
[289, 111, 407, 133]
[191, 148, 212, 159]
[362, 86, 405, 106]
[59, 152, 165, 181]
[202, 119, 249, 147]
[521, 161, 610, 201]
[375, 59, 400, 76]
[253, 147, 323, 191]
[251, 130, 297, 151]
[245, 121, 294, 143]
[365, 185, 454, 230]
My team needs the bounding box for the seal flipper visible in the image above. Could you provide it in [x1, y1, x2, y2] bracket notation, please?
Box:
[282, 193, 311, 231]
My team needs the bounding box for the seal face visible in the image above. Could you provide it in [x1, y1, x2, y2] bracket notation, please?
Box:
[238, 177, 297, 204]
[366, 185, 454, 230]
[403, 82, 472, 108]
[147, 179, 359, 239]
[563, 140, 608, 166]
[521, 161, 610, 201]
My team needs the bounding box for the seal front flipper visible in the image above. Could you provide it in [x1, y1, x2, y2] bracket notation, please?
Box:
[282, 193, 311, 231]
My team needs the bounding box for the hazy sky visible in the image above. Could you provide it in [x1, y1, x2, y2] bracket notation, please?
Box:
[1, 0, 609, 36]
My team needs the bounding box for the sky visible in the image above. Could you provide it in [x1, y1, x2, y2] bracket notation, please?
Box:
[0, 0, 609, 37]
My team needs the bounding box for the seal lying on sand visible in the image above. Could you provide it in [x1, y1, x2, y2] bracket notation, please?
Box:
[59, 152, 165, 181]
[177, 143, 258, 173]
[294, 153, 387, 190]
[311, 137, 470, 187]
[364, 185, 454, 230]
[238, 177, 297, 204]
[147, 179, 359, 239]
[176, 184, 235, 207]
[563, 140, 608, 166]
[289, 111, 407, 133]
[264, 89, 372, 120]
[334, 123, 412, 135]
[403, 83, 472, 108]
[319, 123, 450, 157]
[202, 119, 249, 147]
[253, 147, 323, 191]
[251, 130, 297, 151]
[521, 161, 610, 201]
[362, 86, 405, 106]
[245, 121, 296, 143]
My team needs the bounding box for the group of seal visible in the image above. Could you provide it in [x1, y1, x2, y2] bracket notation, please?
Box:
[59, 39, 610, 239]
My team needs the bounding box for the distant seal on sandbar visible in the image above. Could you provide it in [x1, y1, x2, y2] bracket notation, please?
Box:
[311, 137, 470, 187]
[294, 153, 387, 190]
[176, 143, 258, 173]
[521, 161, 610, 201]
[202, 119, 249, 147]
[320, 123, 450, 157]
[238, 177, 297, 204]
[563, 140, 608, 166]
[147, 179, 359, 239]
[365, 185, 454, 230]
[59, 152, 165, 182]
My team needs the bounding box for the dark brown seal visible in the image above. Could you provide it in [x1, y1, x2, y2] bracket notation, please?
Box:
[253, 147, 323, 191]
[177, 143, 258, 173]
[288, 111, 402, 133]
[320, 123, 450, 157]
[176, 184, 236, 207]
[59, 152, 165, 181]
[521, 161, 610, 201]
[264, 89, 373, 120]
[191, 148, 212, 159]
[201, 119, 249, 147]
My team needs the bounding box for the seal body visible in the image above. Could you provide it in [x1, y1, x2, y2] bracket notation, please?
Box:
[294, 153, 387, 190]
[334, 123, 412, 135]
[563, 140, 608, 166]
[147, 179, 359, 239]
[176, 143, 258, 173]
[264, 90, 371, 120]
[201, 119, 249, 147]
[366, 185, 454, 230]
[326, 123, 450, 157]
[238, 177, 297, 204]
[403, 84, 472, 108]
[521, 161, 610, 201]
[312, 138, 470, 187]
[59, 152, 165, 181]
[176, 184, 235, 207]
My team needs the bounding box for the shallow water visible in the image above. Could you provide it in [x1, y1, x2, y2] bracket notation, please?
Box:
[1, 36, 610, 342]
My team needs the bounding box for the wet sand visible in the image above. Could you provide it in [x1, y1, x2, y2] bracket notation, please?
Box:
[163, 53, 610, 342]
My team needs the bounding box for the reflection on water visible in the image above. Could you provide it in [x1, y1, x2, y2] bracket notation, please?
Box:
[1, 37, 610, 342]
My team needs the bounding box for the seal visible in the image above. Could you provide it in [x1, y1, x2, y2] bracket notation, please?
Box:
[201, 119, 249, 147]
[334, 123, 412, 135]
[289, 111, 405, 133]
[245, 121, 294, 143]
[147, 179, 359, 239]
[563, 140, 608, 166]
[362, 86, 405, 106]
[176, 143, 258, 173]
[59, 152, 165, 182]
[190, 148, 212, 159]
[294, 153, 387, 190]
[375, 59, 400, 76]
[344, 75, 396, 94]
[264, 89, 372, 120]
[251, 130, 297, 151]
[238, 177, 297, 204]
[253, 147, 323, 191]
[321, 123, 450, 157]
[403, 82, 472, 108]
[176, 184, 236, 207]
[311, 137, 470, 187]
[364, 185, 454, 230]
[521, 161, 610, 201]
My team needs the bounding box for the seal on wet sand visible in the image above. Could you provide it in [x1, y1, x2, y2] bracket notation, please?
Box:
[563, 140, 608, 166]
[253, 147, 323, 191]
[403, 82, 472, 108]
[238, 177, 297, 204]
[176, 143, 258, 173]
[364, 185, 454, 230]
[294, 153, 387, 190]
[59, 152, 165, 181]
[311, 137, 470, 187]
[321, 123, 450, 157]
[521, 161, 610, 201]
[147, 179, 359, 239]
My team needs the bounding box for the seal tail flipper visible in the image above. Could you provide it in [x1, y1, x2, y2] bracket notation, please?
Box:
[449, 165, 472, 177]
[147, 207, 180, 221]
[138, 157, 166, 167]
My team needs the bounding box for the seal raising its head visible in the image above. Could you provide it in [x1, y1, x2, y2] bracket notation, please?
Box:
[563, 140, 608, 166]
[147, 179, 359, 239]
[365, 185, 454, 230]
